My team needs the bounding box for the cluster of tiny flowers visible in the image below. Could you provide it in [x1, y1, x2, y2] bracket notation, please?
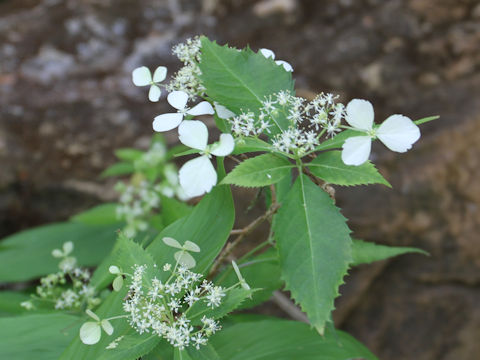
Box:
[122, 263, 223, 350]
[229, 91, 345, 156]
[166, 37, 205, 100]
[21, 242, 100, 311]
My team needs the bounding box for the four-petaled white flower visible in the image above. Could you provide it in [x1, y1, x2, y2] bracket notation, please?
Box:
[79, 309, 114, 345]
[132, 66, 167, 102]
[260, 48, 294, 72]
[153, 91, 214, 132]
[177, 120, 234, 197]
[162, 237, 201, 269]
[341, 99, 421, 166]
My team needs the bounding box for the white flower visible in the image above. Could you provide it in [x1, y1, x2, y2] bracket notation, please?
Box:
[214, 102, 236, 120]
[52, 241, 74, 258]
[341, 99, 421, 166]
[79, 309, 114, 345]
[259, 48, 293, 72]
[162, 237, 200, 269]
[177, 120, 234, 197]
[132, 66, 167, 102]
[153, 91, 214, 132]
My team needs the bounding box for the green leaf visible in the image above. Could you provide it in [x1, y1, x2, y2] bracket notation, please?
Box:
[273, 175, 352, 333]
[414, 115, 439, 125]
[101, 162, 135, 178]
[115, 148, 144, 162]
[314, 130, 363, 152]
[351, 239, 429, 266]
[188, 288, 252, 325]
[210, 318, 378, 360]
[174, 348, 193, 360]
[198, 37, 294, 134]
[0, 222, 120, 282]
[160, 196, 193, 227]
[187, 344, 220, 359]
[147, 185, 235, 276]
[307, 151, 391, 187]
[71, 203, 119, 225]
[97, 333, 159, 360]
[0, 313, 80, 360]
[232, 137, 274, 155]
[222, 154, 293, 188]
[0, 291, 31, 316]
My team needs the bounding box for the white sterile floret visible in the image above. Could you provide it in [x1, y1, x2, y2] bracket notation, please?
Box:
[153, 91, 214, 132]
[162, 237, 201, 269]
[214, 102, 236, 119]
[52, 241, 74, 258]
[259, 48, 294, 72]
[80, 309, 113, 345]
[132, 66, 167, 102]
[177, 121, 234, 198]
[341, 99, 421, 166]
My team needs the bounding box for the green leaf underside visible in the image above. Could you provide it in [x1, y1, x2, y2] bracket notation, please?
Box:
[222, 153, 293, 187]
[198, 37, 294, 134]
[0, 222, 120, 282]
[188, 288, 252, 326]
[274, 174, 352, 333]
[307, 151, 391, 187]
[0, 313, 80, 360]
[351, 239, 428, 266]
[148, 185, 235, 277]
[210, 319, 378, 360]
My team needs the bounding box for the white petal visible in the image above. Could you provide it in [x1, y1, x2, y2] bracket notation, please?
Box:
[112, 275, 123, 291]
[148, 85, 161, 102]
[153, 113, 183, 132]
[101, 319, 114, 336]
[109, 265, 120, 274]
[183, 240, 200, 253]
[174, 251, 196, 269]
[341, 136, 372, 166]
[275, 60, 293, 72]
[63, 241, 74, 255]
[152, 66, 167, 82]
[214, 102, 236, 119]
[167, 91, 189, 110]
[80, 322, 101, 345]
[211, 133, 234, 157]
[85, 309, 100, 321]
[51, 249, 63, 258]
[345, 99, 374, 131]
[178, 120, 208, 151]
[187, 101, 215, 116]
[132, 66, 152, 86]
[179, 156, 217, 198]
[260, 48, 275, 59]
[162, 237, 183, 249]
[377, 114, 421, 153]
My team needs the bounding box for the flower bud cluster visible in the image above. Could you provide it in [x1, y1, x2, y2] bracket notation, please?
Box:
[122, 263, 223, 350]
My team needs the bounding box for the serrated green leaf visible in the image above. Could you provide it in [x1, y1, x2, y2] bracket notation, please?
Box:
[232, 137, 274, 155]
[307, 150, 391, 187]
[274, 175, 352, 333]
[188, 288, 252, 325]
[314, 130, 364, 152]
[101, 162, 135, 178]
[198, 37, 294, 134]
[71, 203, 119, 225]
[222, 154, 293, 188]
[351, 239, 429, 266]
[0, 313, 81, 360]
[0, 222, 120, 283]
[210, 318, 378, 360]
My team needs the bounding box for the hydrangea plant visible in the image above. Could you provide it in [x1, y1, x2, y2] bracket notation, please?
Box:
[0, 36, 437, 360]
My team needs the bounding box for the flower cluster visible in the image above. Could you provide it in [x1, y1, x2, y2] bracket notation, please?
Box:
[229, 91, 344, 157]
[166, 37, 205, 100]
[21, 241, 100, 311]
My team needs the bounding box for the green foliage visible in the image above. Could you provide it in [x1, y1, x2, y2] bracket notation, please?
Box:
[314, 130, 363, 152]
[274, 174, 352, 334]
[71, 203, 119, 225]
[147, 185, 235, 276]
[0, 291, 31, 316]
[0, 222, 120, 282]
[160, 196, 193, 226]
[351, 239, 428, 266]
[222, 154, 293, 188]
[0, 313, 80, 360]
[115, 148, 145, 162]
[307, 151, 391, 187]
[232, 137, 274, 155]
[198, 37, 294, 134]
[209, 318, 378, 360]
[101, 162, 135, 178]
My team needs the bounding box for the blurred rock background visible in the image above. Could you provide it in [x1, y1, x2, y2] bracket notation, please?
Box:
[1, 0, 479, 358]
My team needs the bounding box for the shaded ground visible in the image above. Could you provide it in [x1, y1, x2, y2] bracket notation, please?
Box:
[1, 0, 479, 358]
